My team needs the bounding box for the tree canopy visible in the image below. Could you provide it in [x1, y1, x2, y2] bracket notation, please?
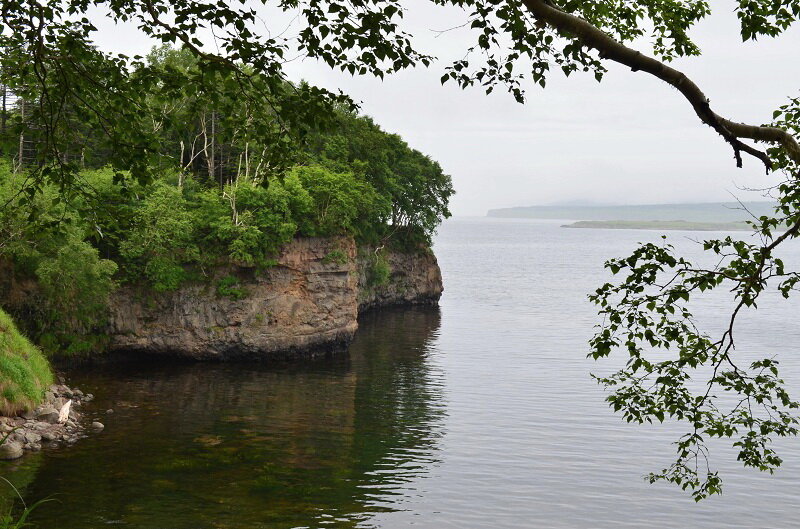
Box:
[2, 0, 800, 500]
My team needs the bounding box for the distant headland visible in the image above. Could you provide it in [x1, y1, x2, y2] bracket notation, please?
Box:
[486, 201, 777, 231]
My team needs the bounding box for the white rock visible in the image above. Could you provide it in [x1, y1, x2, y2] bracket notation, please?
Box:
[58, 400, 72, 424]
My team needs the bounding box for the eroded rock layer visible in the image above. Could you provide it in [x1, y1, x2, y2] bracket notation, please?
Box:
[107, 237, 442, 359]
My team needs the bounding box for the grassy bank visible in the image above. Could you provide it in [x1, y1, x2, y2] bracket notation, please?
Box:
[0, 308, 53, 415]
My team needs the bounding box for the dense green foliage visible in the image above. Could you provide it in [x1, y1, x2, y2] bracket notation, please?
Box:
[303, 114, 452, 240]
[0, 307, 53, 414]
[0, 164, 119, 355]
[364, 252, 392, 288]
[0, 45, 452, 245]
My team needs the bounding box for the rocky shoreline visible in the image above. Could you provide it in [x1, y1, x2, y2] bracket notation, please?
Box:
[0, 382, 101, 460]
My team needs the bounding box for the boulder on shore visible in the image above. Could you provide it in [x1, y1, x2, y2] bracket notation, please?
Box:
[36, 406, 60, 424]
[0, 441, 23, 460]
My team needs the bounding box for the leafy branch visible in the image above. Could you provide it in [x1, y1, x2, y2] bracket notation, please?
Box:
[590, 183, 800, 499]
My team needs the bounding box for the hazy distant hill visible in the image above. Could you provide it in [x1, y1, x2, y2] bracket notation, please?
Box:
[562, 220, 752, 231]
[486, 202, 777, 223]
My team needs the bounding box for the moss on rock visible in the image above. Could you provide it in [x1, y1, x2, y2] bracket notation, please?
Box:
[0, 307, 53, 415]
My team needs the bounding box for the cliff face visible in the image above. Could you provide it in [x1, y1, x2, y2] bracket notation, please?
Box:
[107, 237, 442, 360]
[357, 248, 443, 313]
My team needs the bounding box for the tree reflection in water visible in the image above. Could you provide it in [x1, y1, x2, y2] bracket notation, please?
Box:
[2, 307, 446, 529]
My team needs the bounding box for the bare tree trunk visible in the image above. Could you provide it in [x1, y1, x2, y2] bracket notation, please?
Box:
[244, 141, 250, 180]
[253, 146, 268, 185]
[1, 85, 6, 135]
[178, 139, 186, 188]
[211, 111, 218, 187]
[201, 111, 216, 184]
[16, 101, 24, 173]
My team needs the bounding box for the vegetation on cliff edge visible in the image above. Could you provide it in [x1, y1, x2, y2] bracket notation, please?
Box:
[0, 48, 453, 356]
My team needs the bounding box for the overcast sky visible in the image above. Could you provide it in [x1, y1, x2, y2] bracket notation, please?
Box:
[91, 0, 800, 216]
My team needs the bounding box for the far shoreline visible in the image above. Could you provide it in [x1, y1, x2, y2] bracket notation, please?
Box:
[561, 220, 752, 231]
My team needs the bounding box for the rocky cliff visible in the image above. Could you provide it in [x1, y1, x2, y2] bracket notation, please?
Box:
[107, 237, 442, 360]
[357, 247, 443, 313]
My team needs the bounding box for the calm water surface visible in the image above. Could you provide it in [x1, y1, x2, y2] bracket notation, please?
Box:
[3, 217, 800, 528]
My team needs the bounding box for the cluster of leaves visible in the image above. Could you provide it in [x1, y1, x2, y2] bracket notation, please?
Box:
[216, 276, 249, 301]
[768, 96, 800, 176]
[591, 166, 800, 500]
[303, 111, 454, 242]
[293, 0, 432, 76]
[735, 0, 800, 40]
[322, 249, 349, 265]
[118, 183, 201, 292]
[365, 252, 392, 287]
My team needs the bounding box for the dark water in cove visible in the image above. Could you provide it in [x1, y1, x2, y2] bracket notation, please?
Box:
[4, 217, 800, 528]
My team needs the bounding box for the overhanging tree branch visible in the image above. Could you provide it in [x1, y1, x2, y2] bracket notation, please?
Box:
[520, 0, 800, 170]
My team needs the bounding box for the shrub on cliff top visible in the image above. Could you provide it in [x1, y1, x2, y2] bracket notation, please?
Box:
[0, 308, 53, 415]
[365, 252, 391, 288]
[119, 182, 201, 291]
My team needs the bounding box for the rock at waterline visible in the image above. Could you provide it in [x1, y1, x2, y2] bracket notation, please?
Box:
[36, 406, 61, 424]
[0, 441, 24, 460]
[41, 431, 57, 442]
[91, 422, 104, 431]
